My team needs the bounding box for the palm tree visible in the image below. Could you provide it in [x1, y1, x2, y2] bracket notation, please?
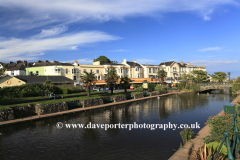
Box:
[157, 69, 167, 83]
[105, 70, 118, 94]
[120, 76, 132, 93]
[80, 71, 96, 97]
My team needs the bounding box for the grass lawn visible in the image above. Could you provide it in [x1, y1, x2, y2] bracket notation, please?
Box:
[0, 91, 103, 103]
[0, 91, 142, 110]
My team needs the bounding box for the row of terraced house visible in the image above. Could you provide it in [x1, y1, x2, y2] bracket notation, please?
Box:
[0, 59, 206, 87]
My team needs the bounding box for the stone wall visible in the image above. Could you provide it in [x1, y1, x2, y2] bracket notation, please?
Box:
[10, 104, 36, 118]
[80, 98, 104, 108]
[111, 95, 127, 103]
[133, 93, 144, 99]
[0, 108, 14, 121]
[35, 102, 68, 115]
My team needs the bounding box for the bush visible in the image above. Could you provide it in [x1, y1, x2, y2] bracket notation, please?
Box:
[232, 76, 240, 93]
[61, 88, 70, 94]
[134, 86, 143, 91]
[154, 84, 168, 91]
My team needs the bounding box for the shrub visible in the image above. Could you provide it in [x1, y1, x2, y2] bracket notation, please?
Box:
[154, 84, 168, 91]
[134, 86, 143, 91]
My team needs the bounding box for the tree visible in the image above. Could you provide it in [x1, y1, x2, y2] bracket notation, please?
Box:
[157, 69, 167, 83]
[105, 70, 118, 94]
[43, 80, 53, 87]
[120, 76, 132, 93]
[93, 56, 111, 64]
[190, 70, 208, 83]
[80, 71, 96, 97]
[212, 72, 227, 82]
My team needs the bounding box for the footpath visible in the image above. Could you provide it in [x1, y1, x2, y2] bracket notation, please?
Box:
[169, 94, 240, 160]
[0, 92, 179, 127]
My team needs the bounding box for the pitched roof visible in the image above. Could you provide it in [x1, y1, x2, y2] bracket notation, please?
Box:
[6, 63, 26, 71]
[126, 61, 141, 67]
[178, 63, 187, 67]
[14, 76, 74, 84]
[159, 61, 174, 66]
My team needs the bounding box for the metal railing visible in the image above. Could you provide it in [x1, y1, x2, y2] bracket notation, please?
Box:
[214, 105, 240, 160]
[199, 82, 233, 86]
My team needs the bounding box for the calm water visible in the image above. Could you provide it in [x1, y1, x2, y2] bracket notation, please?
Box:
[0, 92, 237, 160]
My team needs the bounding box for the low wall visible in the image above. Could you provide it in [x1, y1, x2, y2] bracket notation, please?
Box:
[133, 93, 144, 99]
[80, 98, 104, 108]
[35, 102, 68, 115]
[10, 104, 36, 118]
[111, 95, 127, 103]
[0, 108, 14, 121]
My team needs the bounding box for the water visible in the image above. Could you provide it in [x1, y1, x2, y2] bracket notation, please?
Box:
[0, 92, 237, 160]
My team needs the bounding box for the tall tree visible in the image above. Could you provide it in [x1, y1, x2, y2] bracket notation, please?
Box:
[93, 56, 111, 64]
[190, 70, 208, 83]
[105, 70, 118, 94]
[81, 71, 96, 97]
[120, 76, 132, 93]
[212, 72, 227, 82]
[157, 69, 167, 83]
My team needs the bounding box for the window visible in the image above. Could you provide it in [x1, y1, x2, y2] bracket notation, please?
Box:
[126, 69, 128, 74]
[30, 71, 33, 76]
[55, 68, 61, 74]
[118, 69, 120, 73]
[96, 70, 99, 73]
[98, 76, 100, 80]
[121, 69, 123, 73]
[73, 76, 76, 80]
[182, 68, 183, 72]
[84, 69, 86, 73]
[45, 69, 46, 72]
[105, 69, 107, 74]
[149, 68, 151, 73]
[11, 71, 14, 75]
[36, 71, 39, 76]
[90, 69, 93, 73]
[66, 69, 68, 74]
[153, 68, 155, 73]
[135, 68, 138, 71]
[72, 68, 76, 74]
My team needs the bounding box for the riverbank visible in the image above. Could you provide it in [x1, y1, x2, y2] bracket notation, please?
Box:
[169, 94, 240, 160]
[0, 91, 185, 127]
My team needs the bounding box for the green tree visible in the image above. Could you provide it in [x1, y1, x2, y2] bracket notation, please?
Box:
[43, 80, 53, 87]
[120, 76, 132, 93]
[233, 76, 240, 93]
[212, 72, 227, 82]
[157, 69, 167, 83]
[190, 70, 208, 83]
[105, 70, 118, 94]
[93, 56, 111, 64]
[80, 71, 96, 97]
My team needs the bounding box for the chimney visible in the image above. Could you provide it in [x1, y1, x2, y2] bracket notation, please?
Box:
[123, 59, 127, 64]
[187, 62, 190, 65]
[180, 61, 183, 65]
[45, 60, 49, 63]
[9, 61, 13, 64]
[133, 60, 137, 63]
[74, 60, 78, 66]
[37, 60, 42, 63]
[16, 60, 22, 64]
[23, 60, 27, 66]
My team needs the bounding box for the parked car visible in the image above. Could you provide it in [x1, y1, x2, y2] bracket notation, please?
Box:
[92, 87, 100, 91]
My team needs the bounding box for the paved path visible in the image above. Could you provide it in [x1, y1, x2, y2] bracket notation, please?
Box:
[0, 92, 176, 127]
[169, 95, 240, 160]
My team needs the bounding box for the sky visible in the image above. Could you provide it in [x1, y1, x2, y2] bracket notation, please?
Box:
[0, 0, 239, 78]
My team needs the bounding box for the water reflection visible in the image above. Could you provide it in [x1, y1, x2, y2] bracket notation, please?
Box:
[0, 92, 237, 160]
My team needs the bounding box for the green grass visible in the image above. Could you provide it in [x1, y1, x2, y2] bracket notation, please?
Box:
[0, 91, 103, 103]
[0, 91, 142, 109]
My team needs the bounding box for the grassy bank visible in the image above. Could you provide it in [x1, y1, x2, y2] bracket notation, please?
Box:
[0, 91, 142, 110]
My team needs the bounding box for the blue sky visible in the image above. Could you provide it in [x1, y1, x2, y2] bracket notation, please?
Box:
[0, 0, 239, 78]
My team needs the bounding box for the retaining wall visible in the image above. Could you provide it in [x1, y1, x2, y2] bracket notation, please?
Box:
[111, 95, 127, 103]
[35, 102, 68, 115]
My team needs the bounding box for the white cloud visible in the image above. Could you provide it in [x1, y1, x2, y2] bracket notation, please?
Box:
[71, 46, 78, 50]
[33, 26, 68, 38]
[198, 47, 222, 51]
[111, 49, 129, 52]
[136, 59, 157, 64]
[0, 0, 238, 30]
[0, 31, 120, 61]
[191, 60, 239, 65]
